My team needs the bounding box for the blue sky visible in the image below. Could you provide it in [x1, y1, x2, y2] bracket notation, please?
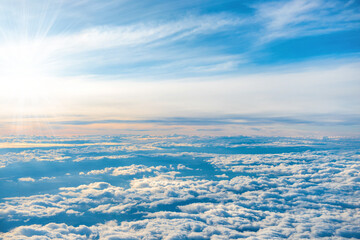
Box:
[0, 0, 359, 136]
[0, 2, 360, 238]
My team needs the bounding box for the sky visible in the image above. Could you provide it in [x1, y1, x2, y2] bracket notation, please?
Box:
[0, 0, 359, 136]
[0, 2, 360, 238]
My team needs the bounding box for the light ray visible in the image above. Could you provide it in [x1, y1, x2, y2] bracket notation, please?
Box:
[0, 0, 63, 135]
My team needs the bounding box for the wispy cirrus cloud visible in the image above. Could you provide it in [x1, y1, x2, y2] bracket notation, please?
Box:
[0, 0, 359, 136]
[48, 13, 244, 75]
[254, 0, 360, 42]
[50, 14, 242, 54]
[0, 12, 244, 77]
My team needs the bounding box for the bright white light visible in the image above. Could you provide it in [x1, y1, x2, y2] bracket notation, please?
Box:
[0, 40, 52, 99]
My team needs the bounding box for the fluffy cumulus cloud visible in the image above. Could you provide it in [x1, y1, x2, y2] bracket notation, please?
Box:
[0, 148, 71, 167]
[0, 135, 359, 239]
[17, 177, 35, 182]
[81, 164, 168, 176]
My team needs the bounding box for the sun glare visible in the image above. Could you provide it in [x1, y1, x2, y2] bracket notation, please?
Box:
[0, 37, 63, 134]
[0, 40, 52, 99]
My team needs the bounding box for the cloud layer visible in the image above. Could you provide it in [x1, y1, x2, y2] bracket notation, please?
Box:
[0, 135, 359, 239]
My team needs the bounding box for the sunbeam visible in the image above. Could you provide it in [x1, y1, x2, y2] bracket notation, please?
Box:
[0, 1, 65, 135]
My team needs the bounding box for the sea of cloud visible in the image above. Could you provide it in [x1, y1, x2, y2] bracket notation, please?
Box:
[0, 135, 359, 239]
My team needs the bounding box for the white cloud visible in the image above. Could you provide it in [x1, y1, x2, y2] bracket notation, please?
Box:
[15, 60, 357, 122]
[84, 164, 168, 176]
[215, 174, 229, 178]
[1, 136, 359, 239]
[255, 0, 360, 42]
[49, 14, 241, 56]
[40, 177, 56, 181]
[0, 148, 70, 167]
[176, 164, 192, 170]
[18, 177, 35, 182]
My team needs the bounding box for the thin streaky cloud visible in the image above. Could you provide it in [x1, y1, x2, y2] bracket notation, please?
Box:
[50, 113, 360, 127]
[44, 14, 242, 54]
[0, 0, 358, 136]
[254, 0, 360, 43]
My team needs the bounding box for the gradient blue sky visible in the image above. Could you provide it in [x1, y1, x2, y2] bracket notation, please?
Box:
[0, 0, 359, 136]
